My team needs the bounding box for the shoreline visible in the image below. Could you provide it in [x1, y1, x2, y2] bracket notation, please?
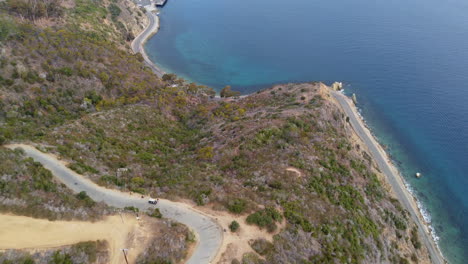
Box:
[131, 6, 165, 77]
[330, 89, 446, 264]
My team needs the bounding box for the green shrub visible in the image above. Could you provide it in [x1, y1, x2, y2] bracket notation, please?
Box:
[57, 67, 73, 76]
[76, 191, 88, 199]
[85, 91, 102, 105]
[100, 175, 124, 187]
[282, 201, 313, 232]
[0, 16, 18, 41]
[193, 188, 211, 205]
[124, 206, 139, 212]
[186, 230, 196, 243]
[76, 191, 95, 207]
[227, 198, 247, 214]
[148, 208, 162, 218]
[229, 220, 240, 232]
[246, 207, 282, 233]
[131, 177, 145, 186]
[52, 250, 72, 264]
[68, 162, 98, 174]
[108, 4, 121, 19]
[162, 73, 176, 82]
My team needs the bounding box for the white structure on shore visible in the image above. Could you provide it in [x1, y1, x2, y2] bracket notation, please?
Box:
[331, 82, 343, 90]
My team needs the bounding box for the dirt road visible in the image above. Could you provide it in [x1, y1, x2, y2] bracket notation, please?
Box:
[331, 91, 446, 264]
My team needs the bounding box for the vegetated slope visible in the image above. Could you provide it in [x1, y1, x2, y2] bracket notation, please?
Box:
[0, 0, 164, 220]
[0, 147, 110, 220]
[0, 0, 429, 263]
[0, 2, 209, 263]
[0, 0, 215, 142]
[43, 83, 430, 263]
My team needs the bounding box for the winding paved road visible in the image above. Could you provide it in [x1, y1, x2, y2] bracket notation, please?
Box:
[131, 8, 165, 77]
[6, 144, 223, 264]
[331, 91, 445, 264]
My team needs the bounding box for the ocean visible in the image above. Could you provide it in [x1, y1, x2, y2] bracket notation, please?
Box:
[145, 0, 468, 262]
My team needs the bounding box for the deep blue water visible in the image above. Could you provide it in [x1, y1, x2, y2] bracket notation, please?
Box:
[145, 0, 468, 262]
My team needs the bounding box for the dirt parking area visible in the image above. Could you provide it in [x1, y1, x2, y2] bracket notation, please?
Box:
[0, 213, 159, 264]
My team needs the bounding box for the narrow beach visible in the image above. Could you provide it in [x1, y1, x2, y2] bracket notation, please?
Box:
[331, 90, 446, 264]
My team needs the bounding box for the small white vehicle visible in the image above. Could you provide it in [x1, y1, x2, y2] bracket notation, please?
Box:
[148, 198, 157, 204]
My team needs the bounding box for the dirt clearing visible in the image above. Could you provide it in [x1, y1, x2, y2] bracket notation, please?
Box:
[0, 213, 158, 264]
[190, 205, 285, 264]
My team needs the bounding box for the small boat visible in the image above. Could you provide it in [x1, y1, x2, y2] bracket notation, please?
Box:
[416, 172, 422, 178]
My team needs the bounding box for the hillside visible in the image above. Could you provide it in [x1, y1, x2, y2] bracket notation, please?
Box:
[39, 82, 431, 263]
[0, 0, 431, 263]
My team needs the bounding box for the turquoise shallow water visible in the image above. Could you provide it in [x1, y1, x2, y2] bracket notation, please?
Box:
[145, 0, 468, 262]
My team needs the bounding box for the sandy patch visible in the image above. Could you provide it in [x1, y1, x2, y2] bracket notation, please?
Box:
[286, 167, 303, 177]
[0, 213, 158, 264]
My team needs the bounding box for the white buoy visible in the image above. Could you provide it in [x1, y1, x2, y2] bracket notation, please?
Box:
[416, 172, 422, 178]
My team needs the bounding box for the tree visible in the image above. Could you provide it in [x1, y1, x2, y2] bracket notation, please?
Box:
[220, 85, 241, 98]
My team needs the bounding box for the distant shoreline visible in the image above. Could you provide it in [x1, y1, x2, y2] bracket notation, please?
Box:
[131, 7, 165, 77]
[331, 89, 446, 264]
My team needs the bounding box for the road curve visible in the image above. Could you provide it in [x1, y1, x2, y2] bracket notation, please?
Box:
[331, 91, 446, 264]
[131, 8, 165, 77]
[6, 144, 223, 264]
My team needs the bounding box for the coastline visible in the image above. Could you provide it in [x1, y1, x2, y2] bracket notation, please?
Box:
[330, 90, 446, 264]
[131, 6, 165, 77]
[128, 4, 446, 261]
